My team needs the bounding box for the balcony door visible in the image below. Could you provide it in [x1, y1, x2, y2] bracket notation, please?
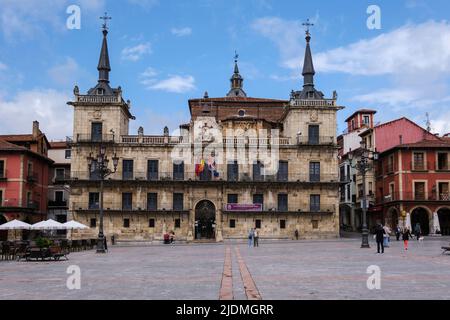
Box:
[308, 125, 319, 145]
[91, 122, 103, 142]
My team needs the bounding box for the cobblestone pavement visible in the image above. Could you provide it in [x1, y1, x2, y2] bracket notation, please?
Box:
[1, 238, 449, 300]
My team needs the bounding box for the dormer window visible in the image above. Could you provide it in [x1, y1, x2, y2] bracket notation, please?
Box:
[238, 110, 246, 117]
[97, 88, 105, 95]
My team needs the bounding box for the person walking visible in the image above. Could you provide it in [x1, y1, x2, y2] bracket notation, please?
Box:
[295, 229, 299, 241]
[403, 227, 412, 250]
[253, 229, 259, 247]
[395, 225, 401, 241]
[383, 225, 391, 248]
[414, 223, 421, 241]
[375, 224, 386, 254]
[248, 229, 254, 248]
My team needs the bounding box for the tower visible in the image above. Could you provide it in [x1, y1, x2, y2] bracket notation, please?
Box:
[227, 52, 247, 98]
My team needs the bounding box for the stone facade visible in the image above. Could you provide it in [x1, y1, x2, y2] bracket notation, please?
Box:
[68, 28, 344, 242]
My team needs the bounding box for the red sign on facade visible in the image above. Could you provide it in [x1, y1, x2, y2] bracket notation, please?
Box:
[225, 204, 263, 212]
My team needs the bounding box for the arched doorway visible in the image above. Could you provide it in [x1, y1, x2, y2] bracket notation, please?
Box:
[0, 215, 8, 241]
[437, 208, 450, 236]
[195, 200, 216, 240]
[411, 207, 430, 235]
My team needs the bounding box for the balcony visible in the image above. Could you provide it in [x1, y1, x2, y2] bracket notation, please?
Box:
[376, 192, 450, 204]
[54, 172, 71, 183]
[27, 172, 38, 183]
[70, 171, 339, 183]
[75, 134, 115, 143]
[297, 136, 335, 146]
[48, 200, 68, 208]
[0, 199, 39, 211]
[73, 202, 188, 213]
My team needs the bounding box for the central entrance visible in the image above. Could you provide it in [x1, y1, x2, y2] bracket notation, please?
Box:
[195, 200, 216, 240]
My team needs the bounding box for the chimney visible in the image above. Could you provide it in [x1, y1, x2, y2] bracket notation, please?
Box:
[32, 121, 40, 138]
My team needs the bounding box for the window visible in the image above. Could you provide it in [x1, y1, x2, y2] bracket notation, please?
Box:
[90, 218, 97, 228]
[238, 110, 245, 117]
[227, 161, 239, 181]
[123, 219, 130, 228]
[122, 193, 133, 210]
[439, 183, 450, 200]
[0, 190, 3, 205]
[55, 168, 65, 181]
[122, 160, 134, 180]
[388, 155, 394, 173]
[149, 219, 155, 228]
[253, 194, 264, 206]
[89, 193, 100, 209]
[413, 152, 425, 171]
[310, 195, 321, 212]
[91, 122, 103, 142]
[277, 161, 288, 182]
[351, 119, 355, 130]
[346, 184, 351, 201]
[97, 88, 105, 95]
[89, 160, 101, 181]
[173, 161, 184, 181]
[363, 116, 370, 125]
[65, 149, 71, 159]
[414, 182, 426, 200]
[55, 191, 64, 203]
[253, 161, 264, 181]
[146, 193, 157, 211]
[147, 160, 159, 180]
[309, 162, 320, 182]
[358, 184, 363, 198]
[229, 219, 236, 228]
[308, 125, 319, 145]
[255, 220, 261, 229]
[175, 219, 181, 229]
[227, 194, 238, 204]
[438, 153, 449, 171]
[173, 193, 184, 211]
[280, 220, 286, 229]
[278, 194, 288, 212]
[368, 182, 373, 196]
[0, 160, 5, 178]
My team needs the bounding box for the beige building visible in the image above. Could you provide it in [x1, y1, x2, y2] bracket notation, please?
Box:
[68, 27, 344, 242]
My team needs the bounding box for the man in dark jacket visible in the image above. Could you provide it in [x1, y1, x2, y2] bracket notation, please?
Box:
[375, 224, 386, 254]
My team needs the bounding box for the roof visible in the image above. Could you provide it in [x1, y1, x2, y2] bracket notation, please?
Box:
[0, 134, 35, 142]
[189, 96, 287, 103]
[345, 109, 377, 122]
[49, 141, 69, 149]
[0, 139, 54, 163]
[380, 138, 450, 155]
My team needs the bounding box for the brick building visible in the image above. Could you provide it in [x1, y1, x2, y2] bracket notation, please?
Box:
[0, 122, 53, 240]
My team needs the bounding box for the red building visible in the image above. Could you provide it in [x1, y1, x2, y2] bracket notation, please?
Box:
[374, 138, 450, 235]
[0, 122, 53, 240]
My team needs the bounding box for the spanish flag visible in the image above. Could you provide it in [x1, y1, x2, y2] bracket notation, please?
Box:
[195, 159, 205, 176]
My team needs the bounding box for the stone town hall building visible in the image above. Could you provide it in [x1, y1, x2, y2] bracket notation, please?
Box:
[68, 26, 343, 242]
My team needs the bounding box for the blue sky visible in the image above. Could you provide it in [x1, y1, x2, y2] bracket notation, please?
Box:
[1, 0, 450, 139]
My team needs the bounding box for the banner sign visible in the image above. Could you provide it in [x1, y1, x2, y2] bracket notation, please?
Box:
[225, 204, 263, 212]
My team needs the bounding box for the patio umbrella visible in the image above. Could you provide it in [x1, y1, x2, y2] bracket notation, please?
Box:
[0, 219, 32, 240]
[432, 212, 441, 235]
[405, 213, 412, 231]
[63, 220, 89, 240]
[31, 219, 67, 230]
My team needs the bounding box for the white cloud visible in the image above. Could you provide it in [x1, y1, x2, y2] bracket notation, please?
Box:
[0, 62, 7, 71]
[121, 43, 152, 62]
[47, 57, 92, 87]
[171, 27, 192, 37]
[149, 75, 196, 93]
[0, 89, 72, 139]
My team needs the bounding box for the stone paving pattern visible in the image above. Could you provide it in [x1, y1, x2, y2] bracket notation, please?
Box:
[1, 238, 450, 300]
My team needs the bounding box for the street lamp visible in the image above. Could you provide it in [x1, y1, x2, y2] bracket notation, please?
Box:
[88, 146, 119, 253]
[348, 140, 379, 248]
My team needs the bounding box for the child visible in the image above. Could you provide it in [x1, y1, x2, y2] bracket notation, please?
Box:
[402, 228, 412, 250]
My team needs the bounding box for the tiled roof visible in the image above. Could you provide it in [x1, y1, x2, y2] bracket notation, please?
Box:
[49, 141, 69, 149]
[189, 96, 287, 104]
[345, 109, 377, 122]
[0, 134, 35, 142]
[0, 139, 28, 151]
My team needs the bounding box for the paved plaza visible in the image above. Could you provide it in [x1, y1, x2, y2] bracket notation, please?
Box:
[1, 238, 450, 300]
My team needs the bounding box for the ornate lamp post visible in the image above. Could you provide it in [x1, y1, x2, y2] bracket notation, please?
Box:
[87, 145, 119, 253]
[348, 141, 379, 248]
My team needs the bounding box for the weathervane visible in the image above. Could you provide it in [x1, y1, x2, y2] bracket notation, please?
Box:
[234, 50, 239, 63]
[302, 18, 314, 36]
[100, 12, 112, 31]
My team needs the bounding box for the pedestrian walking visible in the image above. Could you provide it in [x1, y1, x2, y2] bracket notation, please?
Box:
[395, 225, 401, 241]
[383, 225, 391, 248]
[295, 229, 299, 240]
[248, 229, 254, 248]
[402, 227, 412, 250]
[375, 224, 386, 254]
[414, 223, 421, 241]
[253, 229, 259, 247]
[170, 231, 175, 244]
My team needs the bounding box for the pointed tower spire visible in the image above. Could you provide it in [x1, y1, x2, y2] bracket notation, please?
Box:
[227, 51, 247, 97]
[302, 19, 315, 91]
[98, 12, 112, 83]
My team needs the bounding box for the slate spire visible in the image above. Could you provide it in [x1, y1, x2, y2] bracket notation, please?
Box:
[97, 28, 111, 83]
[227, 51, 247, 97]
